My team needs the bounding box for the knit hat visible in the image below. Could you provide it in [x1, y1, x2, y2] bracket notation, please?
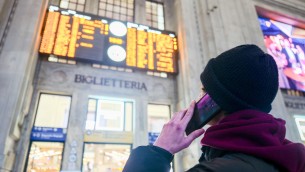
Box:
[200, 44, 279, 113]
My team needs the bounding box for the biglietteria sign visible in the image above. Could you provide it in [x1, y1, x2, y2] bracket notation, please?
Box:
[74, 74, 147, 91]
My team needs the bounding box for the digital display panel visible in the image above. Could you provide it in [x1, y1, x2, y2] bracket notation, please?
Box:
[259, 17, 305, 91]
[39, 6, 178, 73]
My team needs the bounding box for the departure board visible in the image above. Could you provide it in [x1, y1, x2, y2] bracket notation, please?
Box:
[39, 6, 178, 73]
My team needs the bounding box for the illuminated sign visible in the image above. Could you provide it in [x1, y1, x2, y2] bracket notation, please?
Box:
[31, 127, 66, 141]
[84, 130, 133, 143]
[39, 6, 178, 73]
[148, 132, 159, 145]
[259, 17, 305, 91]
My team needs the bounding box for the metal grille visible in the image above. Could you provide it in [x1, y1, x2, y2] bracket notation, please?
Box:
[145, 1, 164, 30]
[59, 0, 86, 12]
[99, 0, 134, 22]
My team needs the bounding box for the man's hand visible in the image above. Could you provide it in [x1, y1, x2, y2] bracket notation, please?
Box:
[153, 101, 205, 154]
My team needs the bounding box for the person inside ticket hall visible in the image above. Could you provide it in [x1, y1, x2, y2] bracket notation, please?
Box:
[123, 45, 305, 172]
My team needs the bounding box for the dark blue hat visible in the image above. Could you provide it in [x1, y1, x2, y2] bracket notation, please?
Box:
[200, 44, 279, 113]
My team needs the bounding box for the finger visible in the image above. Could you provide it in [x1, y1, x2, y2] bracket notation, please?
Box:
[172, 109, 187, 122]
[180, 100, 196, 128]
[184, 129, 205, 146]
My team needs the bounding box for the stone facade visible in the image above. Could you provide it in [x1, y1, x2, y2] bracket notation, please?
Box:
[0, 0, 305, 171]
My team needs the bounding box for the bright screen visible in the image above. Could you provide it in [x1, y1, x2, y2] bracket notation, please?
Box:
[40, 5, 178, 73]
[259, 17, 305, 91]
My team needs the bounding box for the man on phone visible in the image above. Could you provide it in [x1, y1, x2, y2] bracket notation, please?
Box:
[123, 45, 305, 172]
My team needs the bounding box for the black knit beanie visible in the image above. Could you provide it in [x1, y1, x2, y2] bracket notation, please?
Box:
[200, 44, 279, 113]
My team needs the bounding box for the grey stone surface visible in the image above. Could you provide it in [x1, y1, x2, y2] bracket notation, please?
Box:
[35, 62, 177, 171]
[0, 0, 14, 46]
[0, 0, 47, 171]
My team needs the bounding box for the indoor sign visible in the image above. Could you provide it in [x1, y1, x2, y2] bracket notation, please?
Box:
[39, 5, 178, 73]
[74, 74, 147, 91]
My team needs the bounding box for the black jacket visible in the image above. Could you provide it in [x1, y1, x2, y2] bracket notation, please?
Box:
[123, 145, 280, 172]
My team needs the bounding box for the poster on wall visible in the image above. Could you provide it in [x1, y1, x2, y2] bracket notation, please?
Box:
[259, 17, 305, 91]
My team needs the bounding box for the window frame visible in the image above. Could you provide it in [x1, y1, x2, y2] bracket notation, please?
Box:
[146, 103, 175, 172]
[147, 103, 171, 142]
[147, 103, 171, 121]
[98, 0, 135, 22]
[294, 115, 305, 141]
[33, 93, 72, 129]
[145, 0, 165, 30]
[25, 92, 71, 172]
[85, 97, 134, 132]
[81, 142, 132, 172]
[59, 0, 87, 12]
[25, 141, 66, 172]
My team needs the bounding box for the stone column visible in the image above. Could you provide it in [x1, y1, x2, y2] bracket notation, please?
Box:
[0, 0, 16, 53]
[174, 0, 207, 170]
[132, 97, 149, 147]
[61, 92, 87, 171]
[0, 0, 48, 171]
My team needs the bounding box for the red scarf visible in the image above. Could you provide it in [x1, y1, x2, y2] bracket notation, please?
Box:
[201, 109, 305, 172]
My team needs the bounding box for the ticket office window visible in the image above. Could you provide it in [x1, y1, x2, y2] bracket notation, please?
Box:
[145, 1, 165, 30]
[295, 115, 305, 144]
[82, 143, 131, 172]
[147, 104, 174, 171]
[26, 142, 64, 172]
[25, 94, 71, 171]
[85, 98, 133, 131]
[34, 94, 71, 129]
[147, 104, 170, 143]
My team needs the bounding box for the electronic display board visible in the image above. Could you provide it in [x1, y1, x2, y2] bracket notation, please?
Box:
[39, 6, 178, 73]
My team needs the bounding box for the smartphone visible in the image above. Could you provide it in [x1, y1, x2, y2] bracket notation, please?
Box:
[185, 93, 221, 135]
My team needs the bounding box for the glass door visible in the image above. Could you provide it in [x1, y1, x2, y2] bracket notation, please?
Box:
[26, 142, 64, 172]
[82, 143, 131, 172]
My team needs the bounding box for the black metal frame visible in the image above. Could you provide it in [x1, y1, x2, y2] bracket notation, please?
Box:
[24, 141, 66, 172]
[81, 142, 132, 171]
[85, 97, 134, 131]
[59, 0, 87, 12]
[145, 0, 165, 29]
[98, 0, 135, 22]
[24, 93, 72, 171]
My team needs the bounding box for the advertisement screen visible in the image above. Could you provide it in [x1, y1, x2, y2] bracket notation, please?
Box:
[259, 17, 305, 91]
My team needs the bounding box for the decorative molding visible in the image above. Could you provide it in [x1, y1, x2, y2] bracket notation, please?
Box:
[193, 0, 204, 62]
[0, 0, 19, 55]
[253, 0, 305, 15]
